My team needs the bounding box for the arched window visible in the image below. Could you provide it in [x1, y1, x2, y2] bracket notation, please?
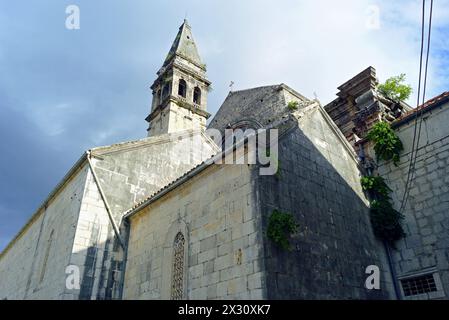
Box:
[162, 83, 170, 100]
[156, 89, 161, 105]
[193, 87, 201, 105]
[171, 232, 185, 300]
[178, 79, 187, 98]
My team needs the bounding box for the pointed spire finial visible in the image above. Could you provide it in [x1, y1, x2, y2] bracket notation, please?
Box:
[162, 19, 203, 69]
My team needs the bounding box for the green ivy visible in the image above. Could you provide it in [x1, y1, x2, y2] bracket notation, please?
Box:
[361, 175, 405, 244]
[287, 101, 299, 111]
[361, 176, 392, 198]
[378, 74, 412, 102]
[366, 121, 403, 166]
[267, 210, 298, 250]
[370, 200, 405, 244]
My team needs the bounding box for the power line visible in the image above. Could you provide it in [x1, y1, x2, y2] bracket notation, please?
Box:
[399, 0, 434, 213]
[404, 0, 434, 211]
[399, 0, 426, 213]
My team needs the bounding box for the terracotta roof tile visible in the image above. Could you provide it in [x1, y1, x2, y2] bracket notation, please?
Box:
[394, 91, 449, 123]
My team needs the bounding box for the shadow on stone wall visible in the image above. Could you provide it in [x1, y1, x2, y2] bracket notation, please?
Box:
[258, 123, 392, 299]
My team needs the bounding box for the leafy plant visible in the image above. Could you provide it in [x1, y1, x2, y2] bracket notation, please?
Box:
[362, 98, 406, 244]
[361, 174, 405, 244]
[377, 74, 412, 102]
[366, 121, 403, 166]
[267, 210, 298, 250]
[369, 200, 406, 244]
[361, 176, 392, 198]
[287, 101, 299, 111]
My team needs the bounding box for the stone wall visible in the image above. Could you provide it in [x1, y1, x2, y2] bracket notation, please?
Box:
[0, 130, 218, 300]
[73, 130, 218, 299]
[92, 130, 218, 221]
[258, 105, 394, 299]
[66, 167, 113, 300]
[123, 163, 264, 299]
[377, 100, 449, 299]
[0, 164, 89, 299]
[208, 84, 309, 134]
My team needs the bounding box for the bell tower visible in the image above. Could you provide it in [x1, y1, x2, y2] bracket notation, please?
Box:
[146, 20, 211, 136]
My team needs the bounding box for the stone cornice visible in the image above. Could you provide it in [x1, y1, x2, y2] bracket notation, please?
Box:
[146, 95, 210, 122]
[151, 60, 210, 91]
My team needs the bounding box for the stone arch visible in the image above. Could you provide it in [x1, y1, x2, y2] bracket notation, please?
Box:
[161, 219, 189, 299]
[178, 79, 187, 98]
[229, 118, 263, 131]
[162, 83, 170, 100]
[156, 89, 161, 106]
[193, 87, 201, 105]
[170, 232, 185, 300]
[221, 118, 264, 146]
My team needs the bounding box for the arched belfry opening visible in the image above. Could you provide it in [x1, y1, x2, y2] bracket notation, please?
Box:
[146, 19, 211, 136]
[162, 83, 170, 100]
[193, 87, 201, 105]
[178, 79, 187, 98]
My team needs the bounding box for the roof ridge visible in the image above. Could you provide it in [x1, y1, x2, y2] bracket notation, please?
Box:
[90, 129, 204, 155]
[393, 91, 449, 125]
[228, 84, 283, 95]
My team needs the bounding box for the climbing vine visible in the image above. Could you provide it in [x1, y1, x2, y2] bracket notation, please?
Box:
[370, 200, 406, 244]
[361, 176, 392, 198]
[267, 209, 298, 250]
[361, 175, 405, 244]
[287, 101, 299, 111]
[363, 122, 406, 244]
[366, 121, 403, 166]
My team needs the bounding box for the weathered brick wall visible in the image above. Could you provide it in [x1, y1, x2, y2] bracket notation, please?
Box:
[258, 105, 394, 299]
[0, 165, 89, 299]
[377, 101, 449, 299]
[124, 163, 264, 299]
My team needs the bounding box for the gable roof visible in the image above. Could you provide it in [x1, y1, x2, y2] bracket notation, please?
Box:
[208, 83, 310, 133]
[163, 19, 203, 69]
[0, 129, 219, 259]
[124, 101, 359, 220]
[90, 129, 217, 156]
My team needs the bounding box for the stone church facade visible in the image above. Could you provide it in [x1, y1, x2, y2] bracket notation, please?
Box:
[1, 20, 448, 300]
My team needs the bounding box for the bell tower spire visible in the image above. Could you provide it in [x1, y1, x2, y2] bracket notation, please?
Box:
[146, 20, 211, 136]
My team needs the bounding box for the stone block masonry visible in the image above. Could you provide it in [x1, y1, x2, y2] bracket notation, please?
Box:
[377, 99, 449, 299]
[124, 163, 265, 299]
[0, 164, 89, 299]
[258, 105, 394, 299]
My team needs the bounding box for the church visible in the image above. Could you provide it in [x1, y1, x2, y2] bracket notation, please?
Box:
[1, 20, 448, 300]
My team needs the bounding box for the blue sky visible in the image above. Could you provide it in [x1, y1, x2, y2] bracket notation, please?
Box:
[1, 0, 448, 251]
